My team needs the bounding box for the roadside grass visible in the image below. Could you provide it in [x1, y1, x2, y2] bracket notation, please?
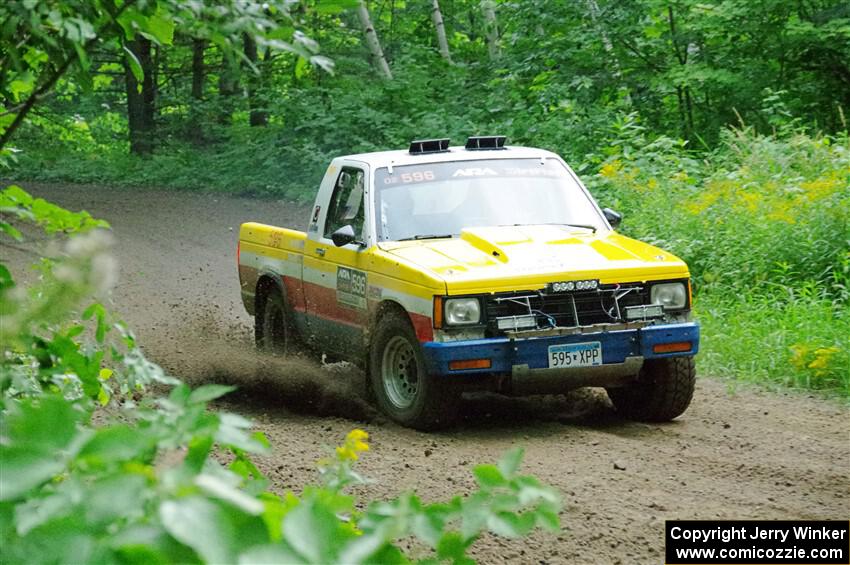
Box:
[697, 291, 850, 397]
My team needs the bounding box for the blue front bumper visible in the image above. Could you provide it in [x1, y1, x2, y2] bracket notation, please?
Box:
[421, 322, 700, 376]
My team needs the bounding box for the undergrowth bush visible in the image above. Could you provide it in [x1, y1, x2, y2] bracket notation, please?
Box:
[0, 186, 562, 564]
[589, 118, 850, 395]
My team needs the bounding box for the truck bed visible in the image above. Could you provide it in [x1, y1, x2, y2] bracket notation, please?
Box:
[238, 222, 307, 314]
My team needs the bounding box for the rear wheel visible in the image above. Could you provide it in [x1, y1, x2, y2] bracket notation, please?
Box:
[606, 356, 696, 422]
[369, 312, 458, 430]
[256, 290, 300, 356]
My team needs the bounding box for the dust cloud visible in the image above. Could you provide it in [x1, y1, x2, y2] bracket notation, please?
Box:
[144, 310, 378, 422]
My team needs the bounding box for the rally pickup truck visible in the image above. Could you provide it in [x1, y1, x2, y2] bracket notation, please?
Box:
[238, 136, 699, 429]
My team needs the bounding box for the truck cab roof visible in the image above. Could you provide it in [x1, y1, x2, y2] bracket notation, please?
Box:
[338, 145, 561, 170]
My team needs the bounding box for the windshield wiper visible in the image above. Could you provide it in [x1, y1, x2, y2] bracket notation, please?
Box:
[397, 234, 454, 241]
[505, 223, 597, 233]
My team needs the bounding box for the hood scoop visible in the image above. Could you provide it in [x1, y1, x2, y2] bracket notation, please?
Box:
[458, 227, 527, 263]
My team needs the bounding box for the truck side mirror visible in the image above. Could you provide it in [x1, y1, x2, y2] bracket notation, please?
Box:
[603, 208, 622, 228]
[331, 224, 357, 247]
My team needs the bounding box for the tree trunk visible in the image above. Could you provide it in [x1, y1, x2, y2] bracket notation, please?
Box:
[217, 52, 239, 125]
[124, 38, 156, 155]
[585, 0, 631, 104]
[668, 5, 694, 141]
[356, 0, 393, 79]
[481, 0, 500, 60]
[191, 39, 206, 100]
[243, 34, 269, 127]
[431, 0, 452, 63]
[188, 39, 206, 144]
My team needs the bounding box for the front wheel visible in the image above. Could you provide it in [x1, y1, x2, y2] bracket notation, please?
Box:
[606, 356, 696, 422]
[369, 313, 458, 430]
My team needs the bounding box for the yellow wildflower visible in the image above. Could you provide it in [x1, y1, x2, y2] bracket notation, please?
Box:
[799, 176, 839, 201]
[808, 347, 840, 376]
[599, 160, 622, 179]
[789, 343, 810, 369]
[336, 429, 370, 461]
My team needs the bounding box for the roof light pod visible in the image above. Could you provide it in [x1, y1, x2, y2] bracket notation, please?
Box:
[409, 138, 450, 154]
[465, 135, 507, 150]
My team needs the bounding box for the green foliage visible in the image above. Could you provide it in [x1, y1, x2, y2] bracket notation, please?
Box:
[699, 291, 849, 394]
[588, 124, 850, 395]
[9, 0, 849, 197]
[0, 0, 352, 150]
[0, 188, 562, 563]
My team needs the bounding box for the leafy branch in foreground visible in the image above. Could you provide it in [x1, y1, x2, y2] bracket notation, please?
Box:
[0, 186, 562, 563]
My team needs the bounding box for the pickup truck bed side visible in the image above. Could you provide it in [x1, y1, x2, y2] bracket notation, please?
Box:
[238, 222, 446, 354]
[238, 222, 306, 317]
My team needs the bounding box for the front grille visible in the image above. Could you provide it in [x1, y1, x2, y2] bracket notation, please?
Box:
[485, 283, 649, 334]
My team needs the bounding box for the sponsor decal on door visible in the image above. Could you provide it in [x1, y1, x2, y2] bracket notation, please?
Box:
[337, 266, 367, 309]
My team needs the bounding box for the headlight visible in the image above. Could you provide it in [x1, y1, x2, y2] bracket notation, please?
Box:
[445, 298, 481, 325]
[650, 282, 688, 310]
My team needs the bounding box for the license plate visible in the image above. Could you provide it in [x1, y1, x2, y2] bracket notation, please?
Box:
[548, 342, 602, 368]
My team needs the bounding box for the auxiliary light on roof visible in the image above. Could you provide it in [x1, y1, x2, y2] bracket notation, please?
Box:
[408, 138, 451, 154]
[465, 135, 507, 150]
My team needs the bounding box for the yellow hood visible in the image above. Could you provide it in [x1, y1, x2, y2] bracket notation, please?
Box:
[378, 225, 689, 294]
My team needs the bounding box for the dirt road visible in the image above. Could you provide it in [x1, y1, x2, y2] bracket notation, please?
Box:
[6, 182, 849, 564]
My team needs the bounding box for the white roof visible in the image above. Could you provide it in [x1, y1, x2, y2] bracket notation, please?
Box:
[338, 145, 561, 169]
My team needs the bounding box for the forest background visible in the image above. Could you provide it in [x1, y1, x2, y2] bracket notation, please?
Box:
[0, 0, 848, 562]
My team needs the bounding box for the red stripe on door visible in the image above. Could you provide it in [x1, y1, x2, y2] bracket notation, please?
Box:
[285, 276, 434, 341]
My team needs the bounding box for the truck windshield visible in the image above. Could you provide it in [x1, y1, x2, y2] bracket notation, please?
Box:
[373, 158, 605, 242]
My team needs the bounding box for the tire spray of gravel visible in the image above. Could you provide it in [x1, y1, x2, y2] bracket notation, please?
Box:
[144, 310, 379, 422]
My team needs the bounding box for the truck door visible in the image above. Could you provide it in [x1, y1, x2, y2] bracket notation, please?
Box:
[303, 162, 370, 355]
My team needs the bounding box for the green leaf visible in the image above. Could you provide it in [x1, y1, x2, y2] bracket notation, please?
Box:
[14, 488, 75, 535]
[314, 0, 360, 14]
[216, 413, 268, 453]
[535, 508, 561, 531]
[123, 44, 144, 83]
[295, 56, 308, 79]
[188, 384, 236, 404]
[97, 387, 110, 406]
[77, 424, 153, 466]
[66, 325, 85, 339]
[160, 497, 265, 564]
[84, 473, 147, 526]
[473, 464, 506, 489]
[144, 14, 175, 45]
[82, 303, 107, 343]
[436, 531, 472, 561]
[184, 434, 214, 473]
[195, 473, 264, 515]
[1, 185, 33, 206]
[486, 511, 535, 538]
[0, 446, 65, 501]
[0, 220, 22, 241]
[0, 263, 14, 290]
[238, 544, 305, 564]
[497, 447, 524, 478]
[4, 394, 82, 450]
[282, 499, 342, 563]
[410, 506, 447, 547]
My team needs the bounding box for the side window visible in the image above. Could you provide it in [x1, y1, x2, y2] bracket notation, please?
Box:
[324, 167, 366, 240]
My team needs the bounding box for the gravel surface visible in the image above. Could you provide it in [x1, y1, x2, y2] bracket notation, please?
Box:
[5, 182, 849, 564]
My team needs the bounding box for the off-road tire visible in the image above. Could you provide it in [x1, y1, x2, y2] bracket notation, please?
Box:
[606, 356, 696, 422]
[256, 290, 300, 356]
[369, 312, 459, 430]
